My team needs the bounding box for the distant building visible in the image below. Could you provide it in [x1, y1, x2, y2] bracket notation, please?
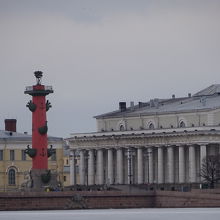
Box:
[0, 119, 64, 191]
[67, 85, 220, 189]
[63, 148, 80, 187]
[63, 148, 70, 186]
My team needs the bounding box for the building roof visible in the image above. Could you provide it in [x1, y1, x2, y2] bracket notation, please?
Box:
[193, 84, 220, 97]
[95, 85, 220, 119]
[0, 130, 63, 142]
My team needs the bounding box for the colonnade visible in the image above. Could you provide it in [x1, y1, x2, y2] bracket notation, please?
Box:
[70, 144, 213, 186]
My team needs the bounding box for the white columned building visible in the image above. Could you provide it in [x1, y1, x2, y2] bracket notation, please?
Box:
[107, 148, 114, 184]
[200, 144, 207, 182]
[117, 148, 124, 184]
[96, 149, 104, 185]
[189, 145, 196, 183]
[147, 147, 154, 184]
[178, 145, 185, 183]
[69, 150, 75, 185]
[137, 147, 144, 184]
[79, 150, 85, 185]
[167, 146, 174, 183]
[67, 85, 220, 189]
[88, 149, 95, 185]
[158, 146, 164, 184]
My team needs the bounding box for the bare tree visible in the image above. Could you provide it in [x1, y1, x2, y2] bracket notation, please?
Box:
[200, 154, 220, 188]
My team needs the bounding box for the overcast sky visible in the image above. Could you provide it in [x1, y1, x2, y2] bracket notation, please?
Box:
[0, 0, 220, 138]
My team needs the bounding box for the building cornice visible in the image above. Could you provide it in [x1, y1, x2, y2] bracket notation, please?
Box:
[67, 126, 220, 150]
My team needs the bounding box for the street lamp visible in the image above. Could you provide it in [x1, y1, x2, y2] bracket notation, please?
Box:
[69, 150, 80, 186]
[125, 148, 136, 184]
[84, 150, 89, 186]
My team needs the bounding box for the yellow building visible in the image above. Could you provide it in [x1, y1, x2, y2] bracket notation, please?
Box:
[63, 148, 80, 187]
[63, 149, 70, 186]
[0, 120, 64, 191]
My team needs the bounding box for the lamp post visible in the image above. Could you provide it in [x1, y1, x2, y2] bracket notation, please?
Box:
[69, 150, 80, 186]
[84, 150, 89, 186]
[126, 148, 135, 184]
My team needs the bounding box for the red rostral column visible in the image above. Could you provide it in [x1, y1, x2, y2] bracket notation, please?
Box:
[25, 71, 53, 170]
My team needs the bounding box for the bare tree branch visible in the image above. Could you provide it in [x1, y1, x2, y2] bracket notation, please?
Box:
[200, 154, 220, 188]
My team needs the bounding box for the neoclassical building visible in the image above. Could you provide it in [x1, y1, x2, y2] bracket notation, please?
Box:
[67, 85, 220, 188]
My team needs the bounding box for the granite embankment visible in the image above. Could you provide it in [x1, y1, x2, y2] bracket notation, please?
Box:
[1, 189, 220, 210]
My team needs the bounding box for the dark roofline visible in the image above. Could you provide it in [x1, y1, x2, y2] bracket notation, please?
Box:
[0, 130, 63, 141]
[94, 84, 220, 119]
[94, 96, 189, 119]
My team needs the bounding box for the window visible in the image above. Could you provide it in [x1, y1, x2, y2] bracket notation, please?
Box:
[64, 176, 67, 182]
[21, 150, 26, 161]
[66, 159, 69, 165]
[10, 150, 15, 161]
[51, 149, 56, 161]
[0, 150, 3, 160]
[179, 121, 186, 128]
[119, 125, 125, 131]
[8, 169, 16, 185]
[149, 123, 154, 130]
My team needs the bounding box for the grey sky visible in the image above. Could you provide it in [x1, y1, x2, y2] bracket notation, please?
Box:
[0, 0, 220, 137]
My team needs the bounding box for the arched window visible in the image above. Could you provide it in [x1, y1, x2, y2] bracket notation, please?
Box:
[179, 121, 186, 128]
[119, 124, 125, 131]
[149, 123, 155, 130]
[8, 169, 16, 185]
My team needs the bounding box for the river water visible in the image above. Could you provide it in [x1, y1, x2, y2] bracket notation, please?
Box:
[0, 208, 220, 220]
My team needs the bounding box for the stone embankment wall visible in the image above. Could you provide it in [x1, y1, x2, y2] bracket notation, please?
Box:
[155, 190, 220, 208]
[1, 190, 220, 210]
[0, 191, 155, 211]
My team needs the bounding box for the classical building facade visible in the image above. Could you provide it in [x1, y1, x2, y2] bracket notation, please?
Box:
[67, 85, 220, 187]
[0, 119, 64, 191]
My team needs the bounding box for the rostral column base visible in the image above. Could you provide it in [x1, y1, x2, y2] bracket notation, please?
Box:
[30, 169, 59, 191]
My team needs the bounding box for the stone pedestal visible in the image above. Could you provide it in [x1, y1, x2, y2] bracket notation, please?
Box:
[30, 169, 58, 191]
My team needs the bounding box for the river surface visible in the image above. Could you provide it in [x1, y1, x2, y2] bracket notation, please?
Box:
[0, 208, 220, 220]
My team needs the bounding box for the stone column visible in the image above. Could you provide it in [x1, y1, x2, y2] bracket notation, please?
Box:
[88, 149, 95, 185]
[157, 147, 164, 184]
[107, 148, 114, 184]
[167, 146, 174, 183]
[178, 145, 185, 183]
[200, 144, 207, 182]
[137, 147, 144, 184]
[97, 149, 104, 185]
[127, 148, 133, 184]
[70, 150, 76, 185]
[117, 148, 123, 184]
[79, 150, 85, 185]
[148, 147, 153, 184]
[189, 145, 196, 183]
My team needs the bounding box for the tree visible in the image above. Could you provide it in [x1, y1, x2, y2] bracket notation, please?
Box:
[200, 154, 220, 188]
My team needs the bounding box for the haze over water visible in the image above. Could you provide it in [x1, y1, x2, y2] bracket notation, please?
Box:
[1, 208, 220, 220]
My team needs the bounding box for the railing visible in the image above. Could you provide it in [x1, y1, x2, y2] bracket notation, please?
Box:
[25, 86, 33, 91]
[45, 86, 53, 91]
[25, 86, 53, 91]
